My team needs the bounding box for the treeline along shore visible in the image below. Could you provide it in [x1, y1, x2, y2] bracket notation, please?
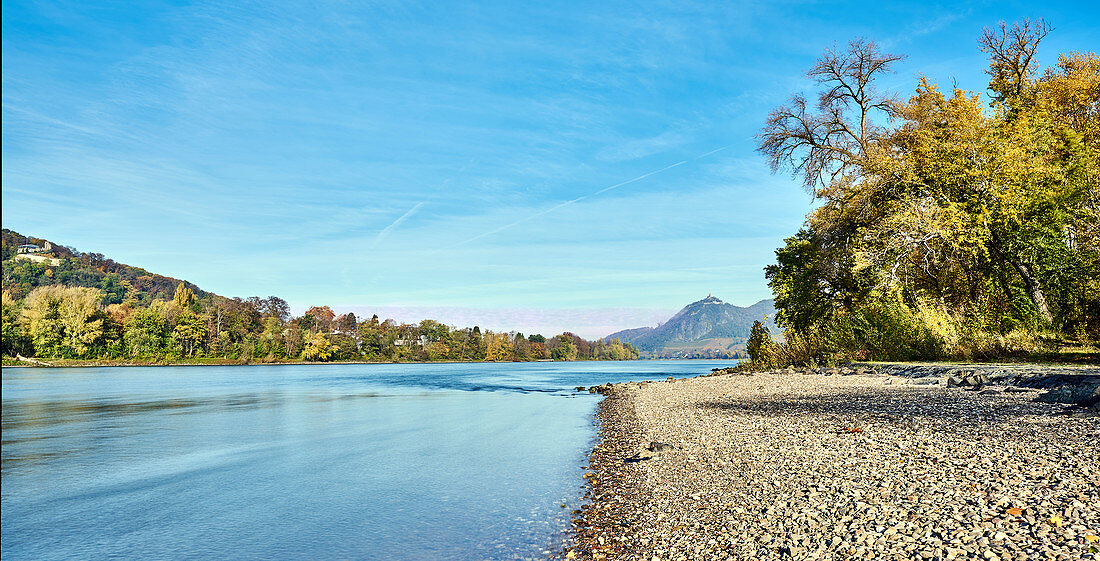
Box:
[1, 230, 638, 365]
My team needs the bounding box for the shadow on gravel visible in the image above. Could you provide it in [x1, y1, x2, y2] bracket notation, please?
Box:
[695, 386, 1068, 426]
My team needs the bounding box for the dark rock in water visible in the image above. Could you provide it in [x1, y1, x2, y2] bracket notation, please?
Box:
[646, 441, 676, 453]
[575, 386, 587, 392]
[588, 384, 614, 395]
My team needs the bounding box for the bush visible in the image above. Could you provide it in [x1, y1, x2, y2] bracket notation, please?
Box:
[821, 296, 945, 362]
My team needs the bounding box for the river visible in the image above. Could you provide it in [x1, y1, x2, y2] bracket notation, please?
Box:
[1, 360, 735, 560]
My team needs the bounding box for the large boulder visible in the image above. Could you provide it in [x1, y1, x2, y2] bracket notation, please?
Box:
[1034, 383, 1100, 408]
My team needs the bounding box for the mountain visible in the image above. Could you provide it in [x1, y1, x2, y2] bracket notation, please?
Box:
[604, 296, 778, 358]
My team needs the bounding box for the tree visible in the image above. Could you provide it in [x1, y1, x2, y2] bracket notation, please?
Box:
[329, 333, 359, 360]
[336, 312, 358, 333]
[284, 324, 304, 358]
[551, 337, 577, 361]
[2, 290, 30, 356]
[757, 39, 904, 196]
[301, 330, 334, 361]
[978, 18, 1052, 110]
[21, 285, 106, 357]
[263, 296, 290, 322]
[304, 306, 336, 332]
[511, 333, 531, 361]
[880, 78, 1087, 324]
[766, 228, 871, 331]
[173, 282, 196, 310]
[746, 320, 776, 367]
[759, 22, 1100, 361]
[173, 310, 206, 357]
[124, 304, 171, 358]
[485, 332, 514, 361]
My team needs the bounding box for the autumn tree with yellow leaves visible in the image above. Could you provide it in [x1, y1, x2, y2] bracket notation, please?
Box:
[760, 20, 1100, 361]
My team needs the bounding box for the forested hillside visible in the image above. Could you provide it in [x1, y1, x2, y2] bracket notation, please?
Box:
[2, 229, 205, 304]
[747, 20, 1099, 366]
[1, 230, 637, 363]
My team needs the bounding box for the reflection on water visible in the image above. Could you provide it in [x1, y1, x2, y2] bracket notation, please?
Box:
[2, 360, 734, 560]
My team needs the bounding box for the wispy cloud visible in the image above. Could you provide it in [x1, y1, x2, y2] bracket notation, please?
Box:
[595, 130, 689, 162]
[455, 144, 732, 247]
[455, 159, 687, 247]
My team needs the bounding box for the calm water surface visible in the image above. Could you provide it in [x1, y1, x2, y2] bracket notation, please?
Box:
[1, 360, 735, 560]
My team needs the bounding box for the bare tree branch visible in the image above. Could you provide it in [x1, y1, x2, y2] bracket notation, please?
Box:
[757, 39, 903, 195]
[978, 18, 1052, 108]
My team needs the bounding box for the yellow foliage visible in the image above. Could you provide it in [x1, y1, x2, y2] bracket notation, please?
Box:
[301, 331, 333, 361]
[21, 285, 106, 357]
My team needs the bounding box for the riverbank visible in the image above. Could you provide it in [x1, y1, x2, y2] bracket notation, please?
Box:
[0, 356, 623, 368]
[569, 366, 1100, 560]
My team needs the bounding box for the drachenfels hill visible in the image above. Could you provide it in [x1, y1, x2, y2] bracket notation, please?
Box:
[605, 296, 777, 358]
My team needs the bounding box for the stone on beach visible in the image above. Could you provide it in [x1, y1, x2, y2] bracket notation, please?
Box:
[568, 370, 1100, 560]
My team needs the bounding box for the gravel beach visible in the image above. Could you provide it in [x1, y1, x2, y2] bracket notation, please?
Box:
[568, 368, 1100, 560]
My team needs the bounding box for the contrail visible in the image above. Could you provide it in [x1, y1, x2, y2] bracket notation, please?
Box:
[455, 144, 731, 247]
[372, 202, 425, 247]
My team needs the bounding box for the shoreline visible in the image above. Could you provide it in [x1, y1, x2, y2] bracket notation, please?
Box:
[568, 366, 1100, 560]
[0, 357, 647, 369]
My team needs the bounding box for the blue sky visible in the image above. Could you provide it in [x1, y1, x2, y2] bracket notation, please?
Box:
[3, 0, 1098, 337]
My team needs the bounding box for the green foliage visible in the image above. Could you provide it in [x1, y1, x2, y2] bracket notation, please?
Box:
[746, 320, 776, 367]
[2, 290, 31, 356]
[125, 305, 171, 358]
[172, 310, 205, 357]
[173, 283, 196, 310]
[551, 339, 578, 361]
[819, 294, 945, 361]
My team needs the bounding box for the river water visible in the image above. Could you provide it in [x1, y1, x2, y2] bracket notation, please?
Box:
[1, 360, 734, 560]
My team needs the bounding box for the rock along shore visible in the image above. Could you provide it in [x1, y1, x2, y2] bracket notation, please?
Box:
[567, 365, 1100, 561]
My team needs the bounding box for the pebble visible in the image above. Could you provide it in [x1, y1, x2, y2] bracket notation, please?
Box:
[565, 371, 1100, 560]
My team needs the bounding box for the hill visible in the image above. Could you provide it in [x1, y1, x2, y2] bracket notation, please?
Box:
[2, 229, 207, 304]
[604, 296, 778, 358]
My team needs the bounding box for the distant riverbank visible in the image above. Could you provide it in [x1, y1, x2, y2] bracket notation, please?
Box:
[1, 355, 623, 368]
[569, 364, 1099, 560]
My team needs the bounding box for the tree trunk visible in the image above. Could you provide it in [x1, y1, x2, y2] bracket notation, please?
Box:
[16, 354, 54, 367]
[1007, 257, 1053, 324]
[990, 229, 1054, 324]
